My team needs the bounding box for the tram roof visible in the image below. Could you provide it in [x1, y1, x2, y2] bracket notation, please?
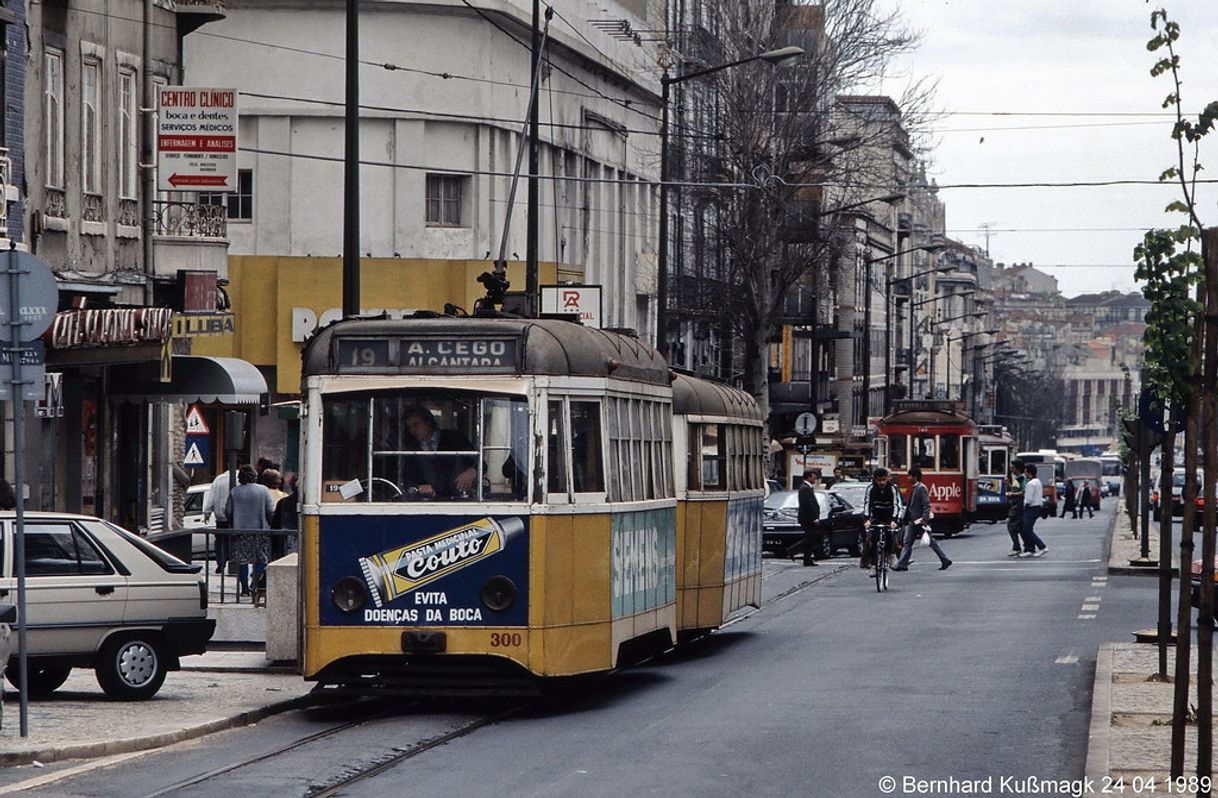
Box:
[881, 400, 976, 431]
[671, 373, 763, 422]
[302, 316, 670, 386]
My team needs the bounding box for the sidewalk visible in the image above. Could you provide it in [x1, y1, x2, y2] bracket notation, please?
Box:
[1088, 503, 1214, 791]
[1108, 500, 1178, 577]
[0, 649, 313, 766]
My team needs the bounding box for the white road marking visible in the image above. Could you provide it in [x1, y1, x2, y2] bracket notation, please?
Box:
[951, 559, 1102, 565]
[1078, 613, 1097, 620]
[1056, 653, 1080, 664]
[1093, 576, 1108, 582]
[1081, 604, 1100, 611]
[1085, 596, 1103, 602]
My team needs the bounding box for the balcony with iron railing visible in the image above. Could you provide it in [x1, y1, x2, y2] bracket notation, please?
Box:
[151, 199, 230, 279]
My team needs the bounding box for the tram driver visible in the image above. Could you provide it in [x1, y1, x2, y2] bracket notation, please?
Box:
[402, 404, 478, 498]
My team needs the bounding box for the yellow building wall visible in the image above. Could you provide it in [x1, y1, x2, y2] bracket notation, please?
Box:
[192, 256, 562, 394]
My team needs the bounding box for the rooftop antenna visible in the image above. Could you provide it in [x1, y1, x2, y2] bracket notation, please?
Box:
[977, 222, 998, 257]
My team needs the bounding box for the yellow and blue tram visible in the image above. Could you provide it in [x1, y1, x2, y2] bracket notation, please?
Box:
[298, 316, 763, 692]
[671, 374, 765, 642]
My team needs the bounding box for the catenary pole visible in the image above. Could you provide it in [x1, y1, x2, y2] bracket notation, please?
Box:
[342, 0, 360, 318]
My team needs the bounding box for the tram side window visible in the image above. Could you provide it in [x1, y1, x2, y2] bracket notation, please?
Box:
[912, 434, 936, 469]
[483, 398, 528, 500]
[887, 434, 907, 470]
[939, 435, 960, 470]
[547, 400, 569, 496]
[322, 398, 369, 484]
[570, 401, 605, 494]
[989, 448, 1007, 477]
[687, 424, 702, 491]
[702, 424, 725, 490]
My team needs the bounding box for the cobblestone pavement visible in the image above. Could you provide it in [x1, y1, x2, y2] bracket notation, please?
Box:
[0, 651, 312, 765]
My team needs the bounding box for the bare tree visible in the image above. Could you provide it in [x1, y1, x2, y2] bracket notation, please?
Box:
[663, 0, 935, 421]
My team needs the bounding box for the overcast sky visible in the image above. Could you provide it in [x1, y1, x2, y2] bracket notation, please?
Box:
[875, 1, 1218, 296]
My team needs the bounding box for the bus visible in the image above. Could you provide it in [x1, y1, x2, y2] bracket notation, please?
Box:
[1014, 450, 1060, 517]
[1100, 452, 1122, 497]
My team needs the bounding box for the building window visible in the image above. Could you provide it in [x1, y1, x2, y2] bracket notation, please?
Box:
[118, 68, 138, 199]
[200, 168, 253, 220]
[45, 50, 65, 189]
[81, 59, 101, 195]
[425, 174, 465, 226]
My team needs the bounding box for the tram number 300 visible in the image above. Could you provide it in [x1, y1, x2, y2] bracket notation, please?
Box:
[490, 632, 523, 647]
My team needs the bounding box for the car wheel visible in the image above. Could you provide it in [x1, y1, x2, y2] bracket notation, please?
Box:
[817, 533, 833, 560]
[95, 634, 167, 700]
[6, 665, 72, 696]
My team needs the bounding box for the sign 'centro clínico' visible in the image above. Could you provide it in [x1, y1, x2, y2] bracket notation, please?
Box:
[156, 87, 238, 192]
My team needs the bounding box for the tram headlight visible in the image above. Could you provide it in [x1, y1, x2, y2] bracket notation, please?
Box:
[480, 575, 517, 612]
[331, 576, 368, 613]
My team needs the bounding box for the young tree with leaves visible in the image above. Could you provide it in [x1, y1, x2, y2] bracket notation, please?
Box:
[1139, 6, 1218, 782]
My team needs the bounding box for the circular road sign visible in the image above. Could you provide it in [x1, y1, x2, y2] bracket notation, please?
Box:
[0, 252, 58, 341]
[795, 412, 819, 436]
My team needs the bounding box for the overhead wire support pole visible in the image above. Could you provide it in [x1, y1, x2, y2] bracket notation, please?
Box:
[492, 14, 552, 284]
[342, 0, 360, 319]
[525, 1, 552, 317]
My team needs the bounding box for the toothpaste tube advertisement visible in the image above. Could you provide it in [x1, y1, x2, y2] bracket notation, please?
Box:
[319, 515, 529, 627]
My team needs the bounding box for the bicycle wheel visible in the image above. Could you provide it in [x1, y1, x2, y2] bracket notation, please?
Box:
[875, 531, 886, 593]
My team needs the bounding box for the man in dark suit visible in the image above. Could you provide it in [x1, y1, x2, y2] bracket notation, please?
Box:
[403, 405, 478, 498]
[797, 467, 822, 567]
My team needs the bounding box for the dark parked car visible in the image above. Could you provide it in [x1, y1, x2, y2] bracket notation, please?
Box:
[763, 489, 863, 559]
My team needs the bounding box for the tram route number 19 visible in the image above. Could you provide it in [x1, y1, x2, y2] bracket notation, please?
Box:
[490, 632, 523, 647]
[337, 339, 391, 369]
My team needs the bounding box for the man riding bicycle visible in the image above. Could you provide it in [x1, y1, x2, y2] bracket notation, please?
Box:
[861, 467, 904, 575]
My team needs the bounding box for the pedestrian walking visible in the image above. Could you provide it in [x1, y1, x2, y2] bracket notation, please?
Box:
[1079, 483, 1095, 518]
[1006, 460, 1026, 557]
[789, 468, 822, 566]
[1020, 464, 1049, 557]
[202, 468, 235, 575]
[225, 464, 275, 596]
[894, 467, 951, 572]
[1063, 479, 1077, 519]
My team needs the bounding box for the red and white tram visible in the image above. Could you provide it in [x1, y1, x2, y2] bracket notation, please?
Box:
[876, 400, 978, 537]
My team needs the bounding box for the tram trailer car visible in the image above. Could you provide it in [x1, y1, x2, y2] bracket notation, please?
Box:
[973, 425, 1014, 523]
[299, 317, 763, 694]
[877, 401, 978, 537]
[671, 374, 765, 643]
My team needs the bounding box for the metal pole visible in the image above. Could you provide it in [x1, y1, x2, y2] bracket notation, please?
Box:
[142, 0, 155, 305]
[861, 256, 872, 427]
[1141, 437, 1152, 561]
[525, 0, 541, 316]
[656, 76, 670, 358]
[8, 245, 28, 735]
[908, 287, 916, 402]
[342, 0, 360, 319]
[884, 278, 892, 413]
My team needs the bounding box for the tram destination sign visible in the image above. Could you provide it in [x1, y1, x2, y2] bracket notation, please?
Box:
[334, 336, 520, 374]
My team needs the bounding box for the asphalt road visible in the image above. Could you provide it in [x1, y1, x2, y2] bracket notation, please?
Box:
[9, 509, 1162, 798]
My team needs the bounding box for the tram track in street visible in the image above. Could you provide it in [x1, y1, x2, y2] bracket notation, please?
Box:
[125, 699, 525, 798]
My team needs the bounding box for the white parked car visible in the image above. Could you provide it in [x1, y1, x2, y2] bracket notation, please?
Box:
[1, 513, 215, 700]
[183, 484, 213, 558]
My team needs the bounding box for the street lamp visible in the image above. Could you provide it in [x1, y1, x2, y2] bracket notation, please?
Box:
[861, 243, 942, 423]
[885, 259, 950, 411]
[945, 329, 998, 407]
[656, 45, 804, 359]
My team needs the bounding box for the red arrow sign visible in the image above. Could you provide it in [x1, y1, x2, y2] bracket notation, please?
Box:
[168, 173, 229, 188]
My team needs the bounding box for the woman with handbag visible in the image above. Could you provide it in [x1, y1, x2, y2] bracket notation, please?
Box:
[894, 466, 952, 572]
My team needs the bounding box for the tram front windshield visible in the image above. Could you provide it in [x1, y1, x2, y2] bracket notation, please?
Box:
[322, 389, 528, 502]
